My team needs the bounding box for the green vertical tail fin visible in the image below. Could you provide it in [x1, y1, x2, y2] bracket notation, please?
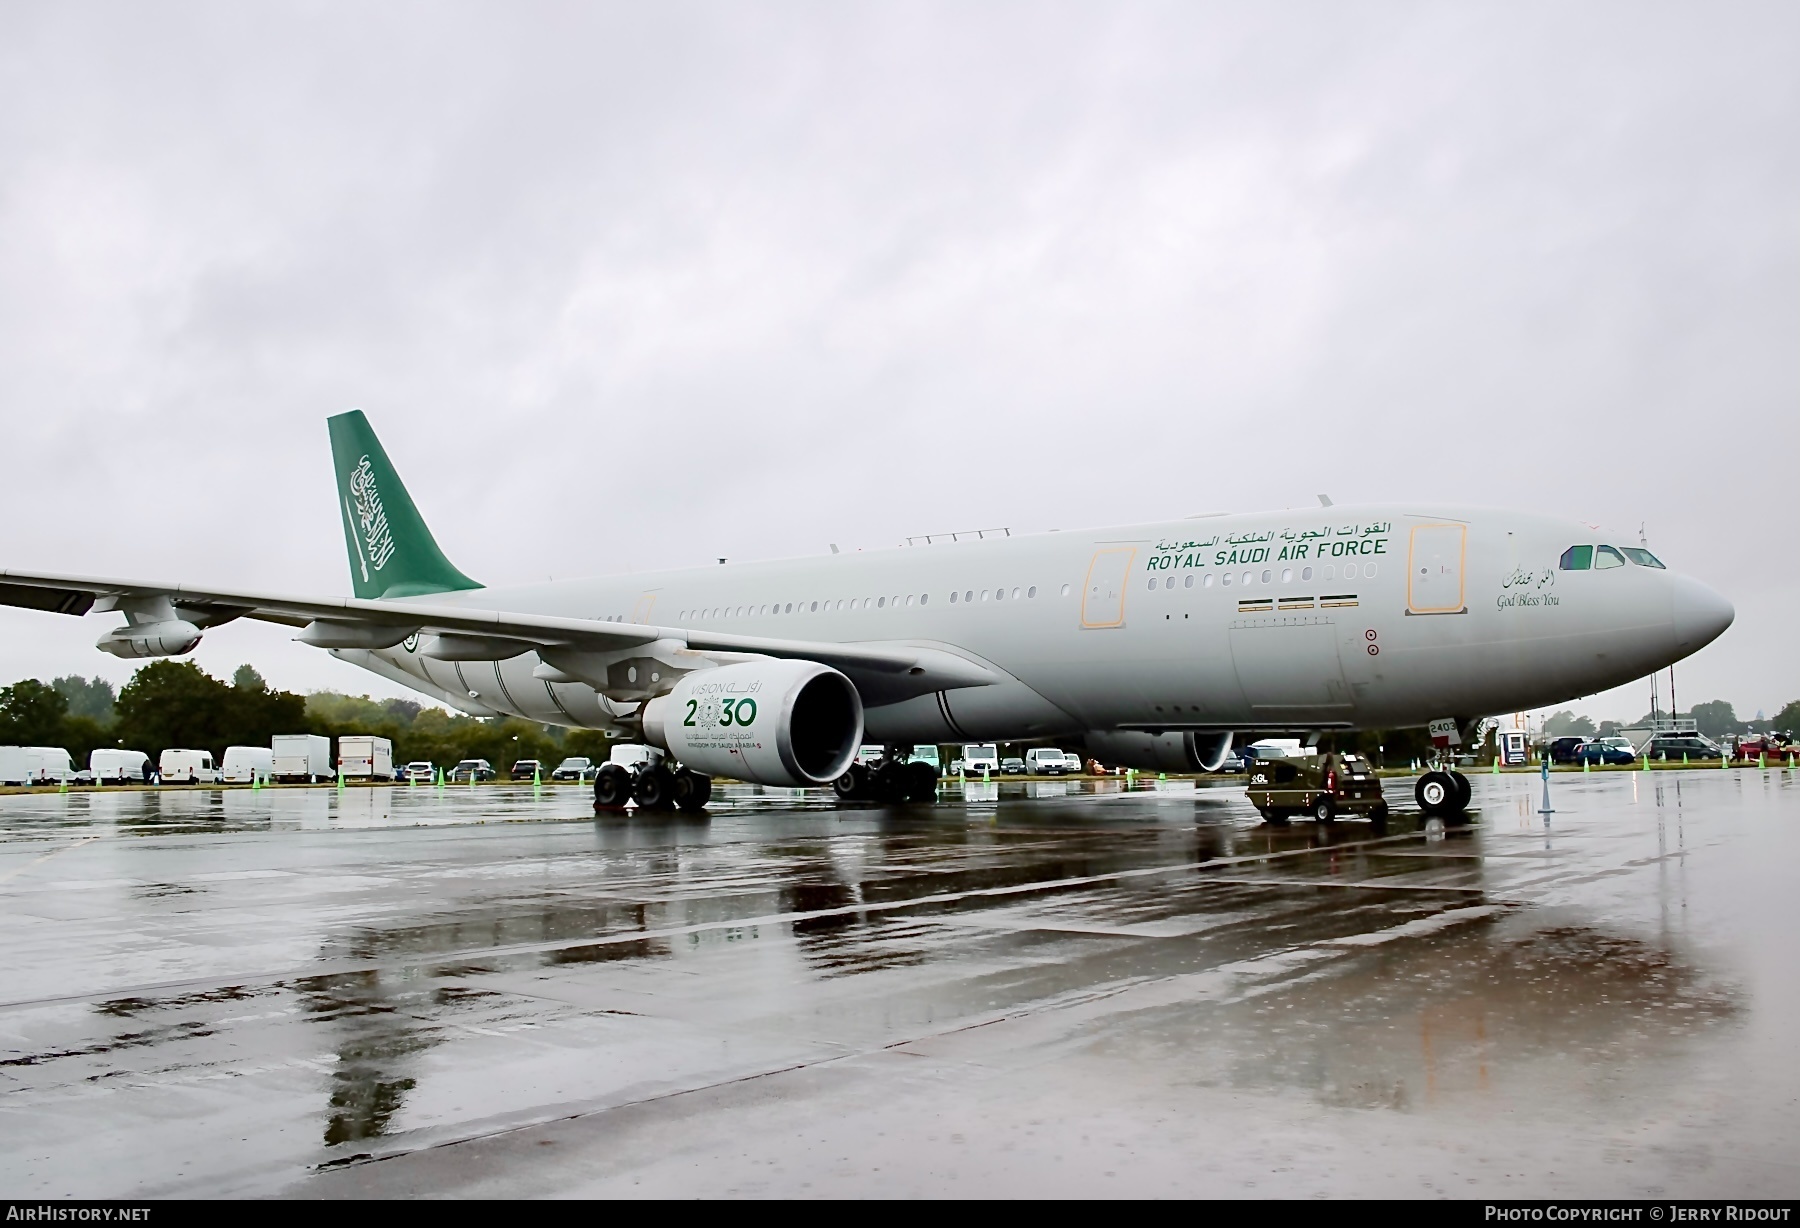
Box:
[328, 410, 482, 600]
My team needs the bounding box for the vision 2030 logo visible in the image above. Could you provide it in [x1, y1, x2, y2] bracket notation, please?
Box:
[685, 696, 759, 730]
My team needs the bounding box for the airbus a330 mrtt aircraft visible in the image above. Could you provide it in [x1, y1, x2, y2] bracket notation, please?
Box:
[0, 412, 1733, 815]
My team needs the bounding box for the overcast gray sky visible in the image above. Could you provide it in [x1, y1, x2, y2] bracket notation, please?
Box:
[1, 1, 1795, 724]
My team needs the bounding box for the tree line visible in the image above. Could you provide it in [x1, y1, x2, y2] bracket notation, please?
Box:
[0, 661, 612, 772]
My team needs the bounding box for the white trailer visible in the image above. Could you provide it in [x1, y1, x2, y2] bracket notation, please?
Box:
[90, 748, 151, 784]
[221, 745, 274, 784]
[337, 735, 394, 781]
[273, 734, 332, 783]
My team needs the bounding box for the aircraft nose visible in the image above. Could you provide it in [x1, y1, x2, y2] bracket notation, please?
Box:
[1671, 574, 1734, 651]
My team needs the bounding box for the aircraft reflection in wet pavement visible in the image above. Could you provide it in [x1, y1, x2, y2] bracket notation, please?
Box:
[0, 411, 1733, 817]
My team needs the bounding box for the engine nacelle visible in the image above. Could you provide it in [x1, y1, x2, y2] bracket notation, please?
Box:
[96, 620, 202, 659]
[1084, 730, 1234, 773]
[641, 659, 862, 787]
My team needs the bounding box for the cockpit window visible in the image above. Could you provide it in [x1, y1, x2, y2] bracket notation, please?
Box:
[1595, 545, 1626, 569]
[1622, 547, 1665, 569]
[1559, 545, 1593, 571]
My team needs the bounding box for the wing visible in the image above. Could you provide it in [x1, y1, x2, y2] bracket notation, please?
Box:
[0, 568, 998, 705]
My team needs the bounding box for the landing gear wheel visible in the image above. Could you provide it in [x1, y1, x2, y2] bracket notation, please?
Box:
[1449, 770, 1472, 811]
[1312, 796, 1336, 824]
[834, 763, 869, 802]
[872, 760, 909, 803]
[632, 764, 677, 811]
[672, 769, 712, 812]
[904, 761, 939, 804]
[593, 764, 632, 810]
[1416, 771, 1455, 816]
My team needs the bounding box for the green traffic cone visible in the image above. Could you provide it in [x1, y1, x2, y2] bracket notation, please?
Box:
[1760, 752, 1767, 769]
[1583, 758, 1590, 773]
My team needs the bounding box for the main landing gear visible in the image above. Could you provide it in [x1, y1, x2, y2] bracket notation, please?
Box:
[1415, 769, 1472, 822]
[833, 752, 939, 804]
[594, 760, 712, 814]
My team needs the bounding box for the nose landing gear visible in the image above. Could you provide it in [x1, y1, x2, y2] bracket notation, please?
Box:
[1415, 768, 1472, 822]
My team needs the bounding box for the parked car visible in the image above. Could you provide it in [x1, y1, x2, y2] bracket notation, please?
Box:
[1215, 753, 1247, 773]
[550, 756, 594, 781]
[510, 759, 544, 781]
[1735, 733, 1794, 760]
[403, 761, 436, 783]
[1546, 735, 1589, 764]
[1000, 757, 1026, 775]
[447, 759, 496, 782]
[961, 744, 1000, 775]
[1645, 734, 1724, 762]
[1573, 738, 1635, 766]
[1026, 747, 1071, 776]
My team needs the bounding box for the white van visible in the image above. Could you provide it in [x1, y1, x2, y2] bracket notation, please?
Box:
[91, 748, 151, 785]
[1026, 747, 1071, 776]
[10, 747, 75, 785]
[338, 735, 394, 781]
[221, 746, 273, 784]
[160, 749, 220, 785]
[961, 744, 1000, 775]
[0, 746, 25, 785]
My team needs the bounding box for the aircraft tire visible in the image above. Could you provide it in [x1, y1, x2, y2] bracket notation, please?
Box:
[593, 764, 632, 810]
[1312, 796, 1335, 824]
[873, 760, 909, 803]
[833, 763, 868, 802]
[632, 764, 677, 811]
[1449, 770, 1472, 811]
[1416, 771, 1455, 815]
[672, 769, 712, 812]
[904, 761, 939, 803]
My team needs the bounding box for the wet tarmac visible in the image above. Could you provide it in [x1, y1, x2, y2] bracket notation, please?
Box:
[0, 771, 1795, 1198]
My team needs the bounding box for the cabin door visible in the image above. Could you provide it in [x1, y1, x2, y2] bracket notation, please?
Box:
[1407, 524, 1467, 615]
[630, 590, 660, 624]
[1081, 547, 1136, 628]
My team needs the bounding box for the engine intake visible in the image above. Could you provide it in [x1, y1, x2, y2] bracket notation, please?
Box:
[642, 659, 863, 787]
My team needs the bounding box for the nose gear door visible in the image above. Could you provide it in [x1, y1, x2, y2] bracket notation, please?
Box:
[1081, 547, 1135, 628]
[1407, 524, 1467, 615]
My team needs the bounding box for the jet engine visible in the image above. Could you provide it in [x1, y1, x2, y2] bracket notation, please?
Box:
[1084, 730, 1234, 773]
[96, 621, 202, 659]
[641, 659, 863, 788]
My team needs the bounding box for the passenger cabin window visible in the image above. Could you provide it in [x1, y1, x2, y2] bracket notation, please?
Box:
[1622, 547, 1666, 569]
[1595, 545, 1626, 570]
[1560, 545, 1594, 570]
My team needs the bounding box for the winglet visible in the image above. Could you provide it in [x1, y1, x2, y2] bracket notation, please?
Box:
[327, 410, 482, 600]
